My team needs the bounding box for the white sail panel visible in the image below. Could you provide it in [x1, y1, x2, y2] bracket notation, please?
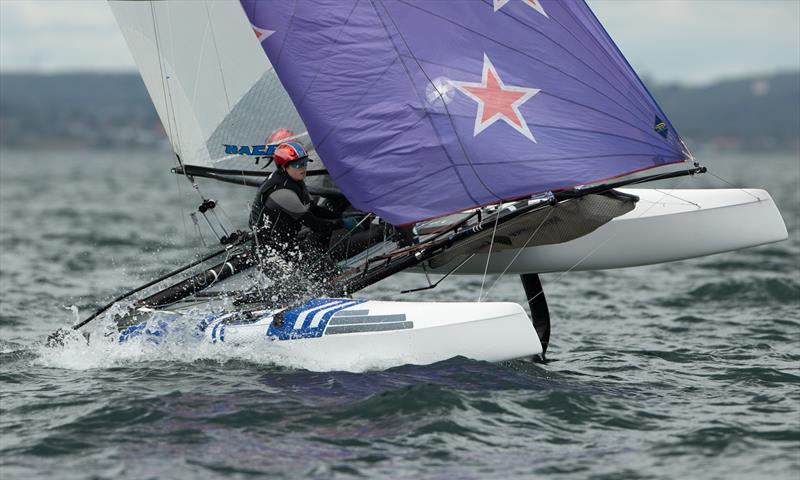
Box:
[109, 0, 304, 168]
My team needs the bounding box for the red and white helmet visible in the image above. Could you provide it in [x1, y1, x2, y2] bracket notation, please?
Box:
[272, 142, 310, 168]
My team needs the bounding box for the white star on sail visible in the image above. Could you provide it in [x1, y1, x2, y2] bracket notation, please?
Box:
[252, 24, 275, 43]
[493, 0, 549, 18]
[451, 54, 541, 142]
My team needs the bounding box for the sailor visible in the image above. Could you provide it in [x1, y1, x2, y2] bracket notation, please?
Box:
[249, 141, 359, 262]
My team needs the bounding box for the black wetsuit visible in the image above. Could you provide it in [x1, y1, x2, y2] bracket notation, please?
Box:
[249, 168, 345, 256]
[248, 170, 390, 308]
[247, 169, 349, 304]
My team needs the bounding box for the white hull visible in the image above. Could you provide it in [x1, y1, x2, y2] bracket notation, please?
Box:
[426, 188, 787, 274]
[120, 299, 542, 371]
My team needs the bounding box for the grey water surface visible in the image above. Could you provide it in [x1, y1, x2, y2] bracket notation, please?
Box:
[0, 149, 798, 479]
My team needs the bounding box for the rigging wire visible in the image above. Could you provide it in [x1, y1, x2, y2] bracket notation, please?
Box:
[480, 206, 555, 300]
[175, 173, 189, 242]
[214, 200, 240, 235]
[149, 3, 177, 157]
[151, 4, 183, 162]
[205, 246, 233, 291]
[400, 253, 476, 294]
[150, 2, 214, 209]
[307, 214, 375, 273]
[477, 208, 501, 302]
[705, 170, 763, 202]
[209, 208, 230, 237]
[652, 189, 701, 208]
[190, 212, 208, 247]
[521, 176, 693, 306]
[179, 0, 236, 203]
[203, 0, 232, 110]
[150, 0, 222, 246]
[150, 3, 209, 244]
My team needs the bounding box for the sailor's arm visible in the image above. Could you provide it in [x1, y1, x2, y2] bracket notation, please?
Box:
[266, 189, 344, 234]
[310, 203, 365, 230]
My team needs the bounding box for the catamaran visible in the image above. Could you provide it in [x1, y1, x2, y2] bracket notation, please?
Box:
[48, 0, 787, 370]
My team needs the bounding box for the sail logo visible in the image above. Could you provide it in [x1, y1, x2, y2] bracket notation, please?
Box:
[654, 116, 669, 139]
[223, 144, 278, 156]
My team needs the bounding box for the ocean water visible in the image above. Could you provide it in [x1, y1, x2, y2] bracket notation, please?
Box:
[0, 149, 798, 479]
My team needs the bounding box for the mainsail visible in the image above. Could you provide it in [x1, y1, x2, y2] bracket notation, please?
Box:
[108, 0, 306, 169]
[240, 0, 692, 225]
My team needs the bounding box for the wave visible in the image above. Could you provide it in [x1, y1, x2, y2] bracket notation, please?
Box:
[658, 277, 800, 307]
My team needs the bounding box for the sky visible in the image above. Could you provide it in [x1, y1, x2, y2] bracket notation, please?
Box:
[0, 0, 798, 85]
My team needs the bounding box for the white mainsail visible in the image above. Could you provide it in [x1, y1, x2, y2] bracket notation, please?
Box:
[108, 0, 306, 168]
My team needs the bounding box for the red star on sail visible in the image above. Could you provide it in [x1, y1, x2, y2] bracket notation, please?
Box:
[451, 54, 541, 142]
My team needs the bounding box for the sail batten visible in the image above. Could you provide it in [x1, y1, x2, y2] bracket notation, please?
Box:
[240, 0, 691, 225]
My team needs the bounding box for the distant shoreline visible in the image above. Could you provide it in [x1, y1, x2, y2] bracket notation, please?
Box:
[1, 71, 798, 152]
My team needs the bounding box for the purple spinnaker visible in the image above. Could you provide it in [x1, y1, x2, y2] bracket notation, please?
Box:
[240, 0, 690, 225]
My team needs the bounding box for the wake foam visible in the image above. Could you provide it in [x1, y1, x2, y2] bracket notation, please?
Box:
[33, 301, 399, 373]
[35, 301, 279, 370]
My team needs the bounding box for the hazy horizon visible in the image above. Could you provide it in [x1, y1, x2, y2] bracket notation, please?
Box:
[2, 67, 799, 88]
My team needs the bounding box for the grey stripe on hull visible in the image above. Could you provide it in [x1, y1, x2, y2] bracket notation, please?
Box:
[326, 321, 413, 335]
[329, 314, 407, 326]
[333, 309, 369, 317]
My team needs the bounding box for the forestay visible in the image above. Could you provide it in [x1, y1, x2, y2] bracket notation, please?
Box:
[240, 0, 692, 225]
[108, 0, 307, 169]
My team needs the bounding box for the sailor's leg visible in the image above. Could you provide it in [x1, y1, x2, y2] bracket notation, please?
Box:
[520, 273, 550, 361]
[327, 227, 385, 263]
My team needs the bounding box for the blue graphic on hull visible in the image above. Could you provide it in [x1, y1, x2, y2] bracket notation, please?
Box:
[209, 312, 237, 343]
[119, 311, 225, 345]
[267, 298, 365, 340]
[118, 314, 178, 344]
[216, 313, 270, 343]
[117, 300, 367, 345]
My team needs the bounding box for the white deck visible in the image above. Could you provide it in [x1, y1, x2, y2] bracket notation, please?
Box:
[426, 188, 788, 274]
